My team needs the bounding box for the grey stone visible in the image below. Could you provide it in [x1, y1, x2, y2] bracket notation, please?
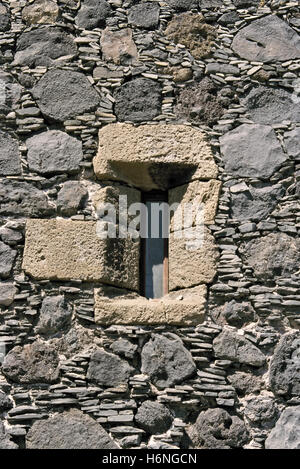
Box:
[0, 131, 21, 176]
[2, 341, 60, 384]
[0, 4, 10, 32]
[0, 391, 12, 410]
[218, 12, 240, 25]
[206, 63, 239, 75]
[110, 338, 138, 359]
[265, 406, 300, 449]
[0, 179, 53, 217]
[212, 300, 256, 328]
[57, 181, 87, 216]
[33, 69, 101, 122]
[231, 184, 284, 221]
[75, 0, 111, 30]
[213, 329, 266, 367]
[243, 86, 300, 125]
[232, 15, 300, 62]
[244, 397, 278, 427]
[0, 282, 18, 306]
[241, 233, 300, 281]
[0, 241, 17, 278]
[35, 295, 72, 336]
[87, 349, 134, 387]
[14, 27, 77, 67]
[0, 71, 22, 114]
[167, 0, 195, 10]
[26, 130, 83, 174]
[26, 409, 118, 449]
[285, 128, 300, 160]
[228, 372, 261, 396]
[0, 422, 17, 449]
[199, 0, 222, 7]
[233, 0, 259, 6]
[220, 124, 288, 179]
[114, 78, 161, 123]
[141, 333, 196, 389]
[128, 2, 160, 29]
[135, 400, 173, 434]
[188, 408, 249, 449]
[269, 331, 300, 398]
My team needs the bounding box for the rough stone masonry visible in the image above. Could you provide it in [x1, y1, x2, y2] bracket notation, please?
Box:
[0, 0, 299, 450]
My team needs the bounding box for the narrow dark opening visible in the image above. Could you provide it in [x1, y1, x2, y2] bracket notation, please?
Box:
[140, 191, 169, 299]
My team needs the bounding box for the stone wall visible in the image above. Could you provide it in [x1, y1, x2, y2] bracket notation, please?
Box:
[0, 0, 299, 450]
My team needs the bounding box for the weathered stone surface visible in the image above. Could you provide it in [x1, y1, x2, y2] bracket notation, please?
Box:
[232, 15, 300, 62]
[0, 241, 17, 278]
[213, 329, 266, 367]
[175, 78, 227, 125]
[169, 227, 219, 290]
[33, 69, 100, 122]
[265, 406, 300, 449]
[0, 282, 18, 306]
[0, 71, 22, 114]
[167, 0, 195, 10]
[241, 233, 300, 281]
[26, 130, 83, 175]
[0, 391, 12, 410]
[75, 0, 111, 29]
[57, 181, 88, 216]
[269, 332, 300, 398]
[244, 397, 278, 430]
[87, 349, 134, 387]
[128, 2, 160, 29]
[231, 183, 284, 221]
[35, 295, 72, 336]
[101, 28, 138, 65]
[141, 333, 196, 389]
[22, 0, 59, 24]
[233, 0, 259, 6]
[14, 27, 77, 67]
[285, 128, 300, 160]
[114, 78, 161, 123]
[0, 3, 10, 32]
[165, 13, 216, 59]
[218, 11, 240, 25]
[2, 341, 59, 384]
[135, 401, 172, 434]
[26, 409, 118, 449]
[211, 300, 256, 328]
[93, 124, 218, 191]
[0, 131, 21, 176]
[169, 179, 221, 228]
[23, 219, 140, 291]
[0, 180, 53, 218]
[220, 124, 287, 179]
[188, 408, 249, 449]
[110, 338, 138, 359]
[0, 422, 17, 449]
[95, 285, 207, 326]
[243, 86, 300, 124]
[228, 371, 261, 396]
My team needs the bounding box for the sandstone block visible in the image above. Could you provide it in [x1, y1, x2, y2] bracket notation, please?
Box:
[93, 124, 218, 190]
[169, 179, 221, 229]
[94, 285, 207, 325]
[22, 219, 140, 291]
[169, 227, 219, 290]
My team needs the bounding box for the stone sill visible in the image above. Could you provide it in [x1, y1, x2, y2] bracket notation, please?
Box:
[94, 285, 207, 326]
